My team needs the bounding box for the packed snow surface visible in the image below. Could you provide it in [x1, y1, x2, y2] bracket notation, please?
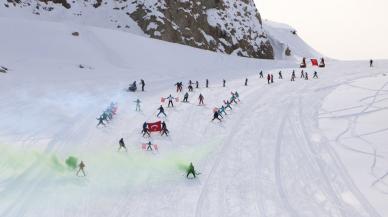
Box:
[0, 17, 387, 217]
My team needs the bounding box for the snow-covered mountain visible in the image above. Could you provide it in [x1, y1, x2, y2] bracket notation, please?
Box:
[2, 0, 320, 59]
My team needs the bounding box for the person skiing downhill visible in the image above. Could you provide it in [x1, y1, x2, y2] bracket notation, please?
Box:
[166, 94, 175, 107]
[198, 94, 204, 105]
[157, 105, 167, 117]
[134, 99, 141, 111]
[245, 78, 248, 86]
[206, 79, 209, 88]
[300, 70, 305, 78]
[183, 92, 189, 102]
[223, 79, 226, 87]
[142, 122, 151, 137]
[186, 162, 197, 179]
[140, 79, 145, 92]
[233, 91, 240, 101]
[267, 74, 271, 84]
[279, 71, 283, 79]
[259, 70, 264, 78]
[161, 121, 169, 136]
[118, 138, 127, 152]
[76, 161, 86, 177]
[313, 71, 318, 79]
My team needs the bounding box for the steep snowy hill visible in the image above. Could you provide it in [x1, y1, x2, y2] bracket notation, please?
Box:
[1, 0, 320, 59]
[0, 16, 387, 217]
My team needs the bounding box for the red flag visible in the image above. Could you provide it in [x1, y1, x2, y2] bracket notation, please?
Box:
[147, 121, 161, 132]
[311, 59, 318, 66]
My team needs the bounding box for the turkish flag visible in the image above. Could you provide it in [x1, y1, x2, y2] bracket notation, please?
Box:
[311, 59, 319, 66]
[147, 121, 161, 132]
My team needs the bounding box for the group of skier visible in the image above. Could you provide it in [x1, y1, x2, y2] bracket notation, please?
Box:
[212, 91, 240, 122]
[263, 69, 319, 84]
[96, 102, 118, 126]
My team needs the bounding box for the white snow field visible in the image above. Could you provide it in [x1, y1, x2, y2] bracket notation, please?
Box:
[0, 17, 387, 217]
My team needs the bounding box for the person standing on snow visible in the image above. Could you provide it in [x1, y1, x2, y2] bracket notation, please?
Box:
[313, 71, 318, 79]
[219, 105, 227, 116]
[206, 79, 209, 88]
[370, 59, 373, 67]
[198, 94, 204, 105]
[245, 78, 248, 86]
[76, 161, 86, 177]
[157, 105, 167, 117]
[223, 79, 226, 87]
[118, 138, 127, 152]
[183, 92, 189, 102]
[142, 122, 151, 137]
[305, 72, 309, 80]
[279, 71, 283, 79]
[225, 100, 233, 110]
[186, 162, 197, 179]
[212, 110, 222, 122]
[271, 74, 274, 83]
[140, 79, 145, 92]
[188, 84, 194, 92]
[259, 70, 264, 78]
[146, 141, 153, 151]
[267, 74, 271, 84]
[161, 121, 169, 136]
[166, 94, 175, 108]
[134, 99, 141, 111]
[96, 115, 106, 126]
[195, 81, 199, 89]
[291, 70, 296, 81]
[300, 70, 305, 79]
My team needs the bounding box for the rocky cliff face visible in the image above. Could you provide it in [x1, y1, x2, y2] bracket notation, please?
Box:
[4, 0, 274, 59]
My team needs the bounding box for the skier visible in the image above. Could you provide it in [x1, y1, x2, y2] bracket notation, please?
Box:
[146, 141, 153, 151]
[195, 81, 199, 89]
[118, 138, 127, 152]
[128, 81, 137, 92]
[279, 71, 283, 79]
[223, 79, 226, 87]
[245, 78, 248, 86]
[157, 105, 167, 117]
[219, 105, 227, 116]
[161, 121, 169, 136]
[140, 79, 145, 92]
[198, 94, 204, 105]
[134, 99, 141, 111]
[142, 122, 151, 137]
[267, 74, 271, 84]
[183, 92, 189, 102]
[76, 161, 86, 177]
[175, 82, 181, 92]
[206, 79, 209, 88]
[234, 91, 240, 101]
[225, 100, 233, 110]
[259, 70, 264, 78]
[188, 84, 194, 92]
[186, 162, 197, 179]
[271, 74, 274, 83]
[291, 70, 296, 82]
[305, 72, 309, 80]
[300, 70, 305, 78]
[96, 115, 106, 126]
[166, 94, 175, 107]
[212, 110, 222, 122]
[313, 71, 318, 79]
[370, 59, 373, 67]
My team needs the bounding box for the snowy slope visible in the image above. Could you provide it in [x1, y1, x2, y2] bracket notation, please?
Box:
[0, 17, 387, 217]
[0, 0, 320, 60]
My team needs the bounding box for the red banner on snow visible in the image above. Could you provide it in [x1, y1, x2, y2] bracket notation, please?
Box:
[311, 59, 319, 66]
[147, 121, 161, 132]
